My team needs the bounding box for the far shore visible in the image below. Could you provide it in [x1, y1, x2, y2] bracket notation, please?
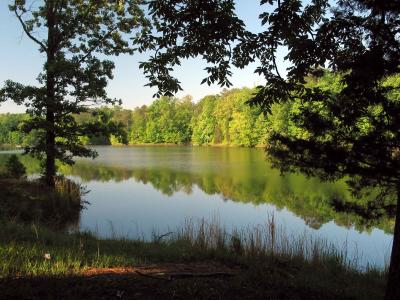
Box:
[1, 143, 268, 149]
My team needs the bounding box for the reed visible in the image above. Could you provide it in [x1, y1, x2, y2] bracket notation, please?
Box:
[54, 176, 86, 208]
[0, 216, 387, 299]
[170, 215, 365, 272]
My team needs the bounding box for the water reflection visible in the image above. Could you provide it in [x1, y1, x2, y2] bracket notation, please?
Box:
[0, 146, 394, 267]
[0, 146, 394, 234]
[58, 146, 394, 234]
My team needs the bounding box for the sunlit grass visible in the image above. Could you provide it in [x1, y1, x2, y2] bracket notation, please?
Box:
[0, 216, 386, 275]
[0, 175, 387, 299]
[0, 215, 387, 299]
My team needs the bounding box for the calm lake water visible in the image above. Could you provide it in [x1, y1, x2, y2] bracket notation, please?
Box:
[1, 146, 394, 268]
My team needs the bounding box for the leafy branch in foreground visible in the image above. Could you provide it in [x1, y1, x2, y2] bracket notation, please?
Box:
[136, 0, 246, 97]
[138, 0, 399, 298]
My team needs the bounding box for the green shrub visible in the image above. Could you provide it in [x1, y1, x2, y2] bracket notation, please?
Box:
[5, 155, 26, 179]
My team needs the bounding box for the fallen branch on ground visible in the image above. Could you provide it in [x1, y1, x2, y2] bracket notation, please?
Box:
[135, 270, 236, 281]
[135, 271, 170, 281]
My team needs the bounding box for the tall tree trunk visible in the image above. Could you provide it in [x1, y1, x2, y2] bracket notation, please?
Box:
[45, 109, 56, 187]
[384, 183, 400, 300]
[45, 1, 56, 187]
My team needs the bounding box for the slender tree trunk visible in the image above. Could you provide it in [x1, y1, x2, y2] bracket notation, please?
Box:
[45, 2, 56, 187]
[384, 183, 400, 300]
[45, 109, 56, 187]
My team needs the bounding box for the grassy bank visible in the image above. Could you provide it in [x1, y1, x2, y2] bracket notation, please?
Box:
[0, 220, 386, 299]
[0, 177, 84, 229]
[0, 178, 386, 299]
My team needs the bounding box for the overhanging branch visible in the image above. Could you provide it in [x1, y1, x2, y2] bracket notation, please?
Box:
[14, 7, 47, 53]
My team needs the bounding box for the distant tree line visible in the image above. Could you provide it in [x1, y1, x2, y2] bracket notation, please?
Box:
[0, 87, 267, 147]
[1, 72, 399, 148]
[0, 114, 39, 146]
[129, 87, 268, 147]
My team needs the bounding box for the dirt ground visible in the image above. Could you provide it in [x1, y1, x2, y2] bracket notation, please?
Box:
[0, 262, 353, 300]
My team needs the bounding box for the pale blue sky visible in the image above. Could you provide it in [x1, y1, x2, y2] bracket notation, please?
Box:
[0, 1, 285, 113]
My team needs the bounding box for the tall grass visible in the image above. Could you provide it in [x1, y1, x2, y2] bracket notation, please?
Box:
[54, 176, 87, 209]
[0, 215, 387, 299]
[0, 173, 387, 299]
[168, 215, 369, 272]
[0, 216, 385, 275]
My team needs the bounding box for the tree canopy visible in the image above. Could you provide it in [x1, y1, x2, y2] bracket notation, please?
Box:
[0, 0, 399, 297]
[0, 0, 148, 186]
[138, 0, 400, 298]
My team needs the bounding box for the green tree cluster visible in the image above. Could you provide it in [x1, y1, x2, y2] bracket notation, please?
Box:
[0, 114, 32, 146]
[127, 88, 268, 147]
[192, 88, 267, 146]
[5, 73, 387, 148]
[132, 96, 194, 144]
[0, 0, 148, 187]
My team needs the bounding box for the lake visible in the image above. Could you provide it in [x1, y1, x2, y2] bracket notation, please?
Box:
[0, 146, 394, 268]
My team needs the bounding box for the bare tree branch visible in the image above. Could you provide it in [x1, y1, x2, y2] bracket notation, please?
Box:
[14, 7, 47, 52]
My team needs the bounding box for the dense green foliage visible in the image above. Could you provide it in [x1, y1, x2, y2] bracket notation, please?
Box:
[137, 0, 400, 297]
[132, 96, 194, 144]
[0, 113, 31, 145]
[0, 87, 268, 147]
[2, 73, 399, 149]
[129, 88, 268, 146]
[3, 73, 399, 149]
[0, 1, 148, 186]
[5, 154, 26, 179]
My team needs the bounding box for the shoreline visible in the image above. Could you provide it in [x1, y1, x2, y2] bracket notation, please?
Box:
[110, 143, 267, 148]
[0, 219, 386, 300]
[0, 143, 268, 149]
